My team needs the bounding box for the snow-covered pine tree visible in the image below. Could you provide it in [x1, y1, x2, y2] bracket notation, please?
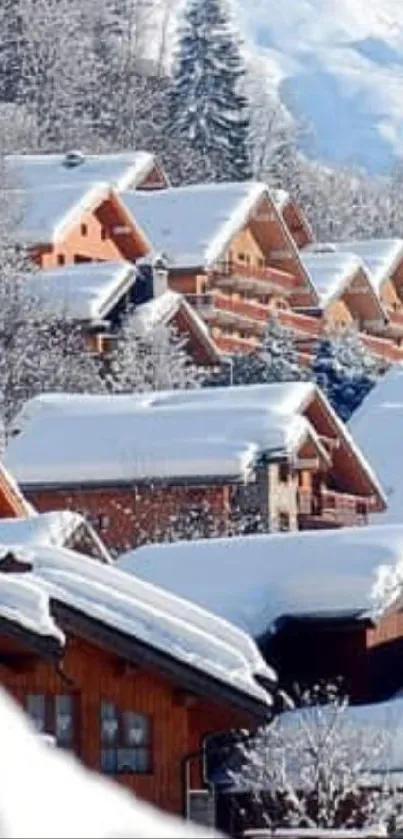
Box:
[312, 328, 381, 421]
[169, 0, 251, 182]
[207, 317, 307, 386]
[106, 310, 206, 393]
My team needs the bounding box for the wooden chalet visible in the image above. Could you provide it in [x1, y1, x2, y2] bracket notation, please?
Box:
[127, 522, 403, 706]
[4, 383, 385, 554]
[27, 260, 221, 366]
[121, 182, 320, 355]
[0, 544, 274, 821]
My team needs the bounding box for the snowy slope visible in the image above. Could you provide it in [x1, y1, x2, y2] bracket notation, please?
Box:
[236, 0, 403, 172]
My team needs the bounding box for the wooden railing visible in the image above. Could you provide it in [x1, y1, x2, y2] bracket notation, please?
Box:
[277, 308, 322, 337]
[212, 261, 297, 293]
[298, 489, 369, 526]
[186, 293, 271, 326]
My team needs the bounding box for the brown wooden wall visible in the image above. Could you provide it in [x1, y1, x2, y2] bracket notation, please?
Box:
[27, 484, 231, 554]
[0, 633, 253, 815]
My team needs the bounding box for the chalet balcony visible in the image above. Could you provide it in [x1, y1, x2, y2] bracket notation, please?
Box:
[186, 292, 270, 333]
[210, 261, 297, 296]
[214, 334, 258, 354]
[361, 332, 403, 363]
[298, 489, 369, 529]
[277, 308, 322, 337]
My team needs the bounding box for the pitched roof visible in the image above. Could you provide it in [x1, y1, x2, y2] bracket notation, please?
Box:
[300, 251, 369, 308]
[5, 151, 164, 192]
[0, 510, 110, 563]
[119, 523, 403, 640]
[305, 239, 403, 294]
[27, 261, 137, 321]
[0, 542, 274, 713]
[349, 364, 403, 524]
[130, 289, 222, 363]
[121, 181, 269, 268]
[5, 383, 383, 499]
[10, 182, 111, 246]
[4, 386, 328, 487]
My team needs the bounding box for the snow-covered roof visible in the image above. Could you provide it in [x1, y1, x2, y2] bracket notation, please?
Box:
[0, 459, 33, 517]
[5, 150, 162, 192]
[27, 261, 136, 321]
[6, 382, 383, 498]
[122, 181, 268, 268]
[130, 288, 221, 360]
[0, 543, 274, 709]
[301, 251, 366, 308]
[4, 388, 324, 486]
[119, 523, 403, 639]
[10, 182, 110, 245]
[349, 364, 403, 524]
[0, 687, 220, 837]
[305, 239, 403, 294]
[0, 510, 92, 549]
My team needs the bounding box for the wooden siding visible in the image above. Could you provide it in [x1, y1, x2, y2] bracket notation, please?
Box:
[0, 632, 255, 814]
[27, 484, 231, 554]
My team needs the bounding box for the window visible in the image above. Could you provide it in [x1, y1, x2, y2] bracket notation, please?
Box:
[100, 700, 151, 774]
[238, 252, 245, 261]
[101, 227, 107, 241]
[25, 693, 75, 749]
[81, 223, 88, 237]
[278, 512, 290, 532]
[278, 462, 289, 483]
[57, 254, 65, 266]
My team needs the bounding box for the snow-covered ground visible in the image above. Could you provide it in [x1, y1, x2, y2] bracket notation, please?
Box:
[236, 0, 403, 172]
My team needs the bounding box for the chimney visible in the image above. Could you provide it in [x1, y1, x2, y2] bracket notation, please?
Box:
[152, 254, 169, 298]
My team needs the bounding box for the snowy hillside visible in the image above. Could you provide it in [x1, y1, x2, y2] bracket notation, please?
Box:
[236, 0, 403, 172]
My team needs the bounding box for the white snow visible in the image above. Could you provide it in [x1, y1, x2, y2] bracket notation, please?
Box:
[301, 251, 366, 307]
[236, 0, 403, 172]
[349, 363, 403, 523]
[0, 571, 63, 642]
[6, 382, 383, 499]
[306, 239, 403, 295]
[9, 182, 110, 245]
[26, 261, 136, 321]
[0, 686, 221, 838]
[0, 510, 93, 549]
[5, 150, 162, 192]
[4, 386, 332, 486]
[0, 542, 274, 707]
[271, 188, 291, 212]
[121, 181, 269, 268]
[119, 523, 403, 639]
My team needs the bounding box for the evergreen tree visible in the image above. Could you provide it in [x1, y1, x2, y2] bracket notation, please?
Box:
[207, 317, 308, 386]
[312, 328, 381, 421]
[169, 0, 251, 182]
[107, 311, 206, 393]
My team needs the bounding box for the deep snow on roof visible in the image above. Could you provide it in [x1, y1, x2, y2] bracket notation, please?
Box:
[301, 251, 365, 307]
[119, 523, 403, 639]
[349, 364, 403, 524]
[6, 382, 384, 498]
[5, 151, 158, 192]
[122, 181, 268, 268]
[10, 182, 109, 245]
[4, 390, 318, 486]
[0, 543, 274, 707]
[306, 239, 403, 294]
[27, 261, 136, 321]
[0, 510, 90, 549]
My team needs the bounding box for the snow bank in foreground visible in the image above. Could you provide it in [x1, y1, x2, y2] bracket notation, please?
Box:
[0, 687, 221, 838]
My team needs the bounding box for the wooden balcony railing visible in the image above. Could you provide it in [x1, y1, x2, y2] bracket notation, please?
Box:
[186, 292, 270, 329]
[298, 489, 369, 526]
[211, 260, 297, 294]
[277, 308, 322, 337]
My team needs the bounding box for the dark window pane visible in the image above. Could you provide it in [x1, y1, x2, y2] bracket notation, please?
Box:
[101, 748, 118, 774]
[55, 695, 74, 747]
[117, 748, 150, 773]
[25, 694, 46, 733]
[100, 701, 119, 745]
[123, 711, 149, 747]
